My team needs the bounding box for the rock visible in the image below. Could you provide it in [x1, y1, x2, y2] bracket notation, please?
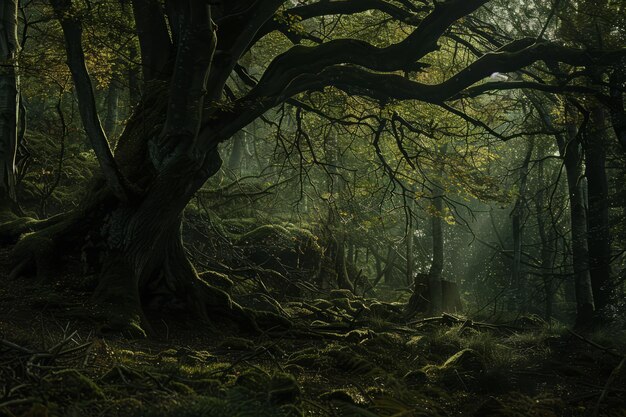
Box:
[441, 348, 485, 374]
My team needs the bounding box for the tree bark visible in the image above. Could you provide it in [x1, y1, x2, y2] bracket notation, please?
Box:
[51, 0, 131, 202]
[428, 187, 444, 314]
[535, 155, 556, 321]
[428, 145, 447, 314]
[529, 94, 595, 327]
[227, 130, 245, 176]
[560, 104, 595, 327]
[0, 0, 20, 212]
[509, 140, 533, 310]
[104, 75, 121, 138]
[583, 103, 613, 312]
[131, 0, 172, 83]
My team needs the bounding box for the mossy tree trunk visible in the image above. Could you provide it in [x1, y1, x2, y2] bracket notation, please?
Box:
[10, 0, 265, 335]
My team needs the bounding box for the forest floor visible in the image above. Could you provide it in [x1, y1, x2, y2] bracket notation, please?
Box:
[0, 248, 625, 417]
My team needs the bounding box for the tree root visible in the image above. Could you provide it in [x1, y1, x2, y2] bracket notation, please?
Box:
[0, 212, 67, 245]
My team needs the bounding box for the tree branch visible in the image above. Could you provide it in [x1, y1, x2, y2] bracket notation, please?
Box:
[51, 0, 131, 202]
[247, 0, 489, 101]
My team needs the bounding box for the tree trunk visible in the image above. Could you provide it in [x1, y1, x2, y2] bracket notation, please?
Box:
[428, 146, 447, 314]
[0, 0, 19, 213]
[560, 105, 595, 327]
[428, 188, 444, 314]
[535, 156, 556, 321]
[583, 104, 613, 312]
[227, 130, 245, 176]
[509, 140, 533, 310]
[11, 89, 262, 335]
[406, 195, 415, 287]
[8, 1, 283, 336]
[530, 95, 595, 327]
[104, 75, 121, 138]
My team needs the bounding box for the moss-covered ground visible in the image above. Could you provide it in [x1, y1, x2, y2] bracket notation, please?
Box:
[1, 247, 625, 417]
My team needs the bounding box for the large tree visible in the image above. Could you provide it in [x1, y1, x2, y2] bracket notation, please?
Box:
[10, 0, 626, 334]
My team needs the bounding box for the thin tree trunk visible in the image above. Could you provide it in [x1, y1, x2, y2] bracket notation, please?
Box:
[560, 104, 595, 327]
[509, 140, 534, 310]
[227, 130, 245, 175]
[128, 44, 141, 104]
[406, 195, 415, 287]
[535, 156, 556, 321]
[0, 0, 20, 212]
[428, 145, 447, 314]
[104, 75, 121, 138]
[428, 187, 444, 314]
[583, 104, 613, 312]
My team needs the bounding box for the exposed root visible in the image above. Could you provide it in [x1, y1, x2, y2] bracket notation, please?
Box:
[0, 212, 67, 244]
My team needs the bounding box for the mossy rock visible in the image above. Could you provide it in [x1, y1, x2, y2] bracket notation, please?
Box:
[43, 369, 104, 402]
[441, 348, 485, 374]
[435, 349, 486, 390]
